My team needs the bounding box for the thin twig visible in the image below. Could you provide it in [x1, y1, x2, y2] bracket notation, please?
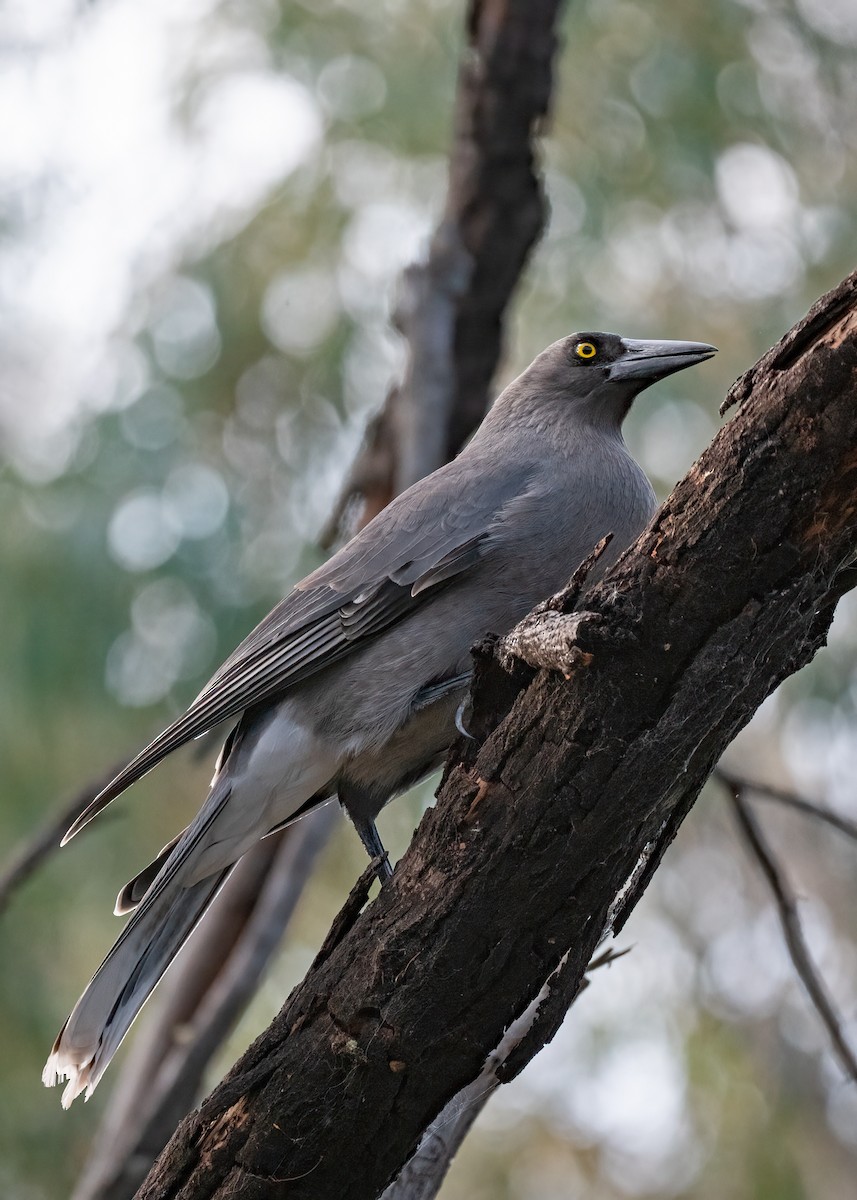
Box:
[0, 761, 123, 917]
[0, 733, 221, 920]
[726, 778, 857, 1084]
[716, 768, 857, 842]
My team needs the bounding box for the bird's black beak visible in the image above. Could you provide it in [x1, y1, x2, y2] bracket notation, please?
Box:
[609, 338, 717, 383]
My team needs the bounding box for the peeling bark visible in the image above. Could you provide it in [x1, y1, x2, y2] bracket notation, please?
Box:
[136, 275, 857, 1199]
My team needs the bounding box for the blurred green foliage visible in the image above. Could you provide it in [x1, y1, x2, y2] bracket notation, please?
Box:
[1, 0, 856, 1196]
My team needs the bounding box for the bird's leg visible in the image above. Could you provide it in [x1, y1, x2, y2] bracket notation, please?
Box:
[346, 810, 394, 884]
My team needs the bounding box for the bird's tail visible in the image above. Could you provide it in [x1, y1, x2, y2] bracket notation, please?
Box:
[43, 791, 233, 1108]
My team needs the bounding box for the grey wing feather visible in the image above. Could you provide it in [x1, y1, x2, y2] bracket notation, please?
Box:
[63, 456, 534, 843]
[409, 534, 487, 595]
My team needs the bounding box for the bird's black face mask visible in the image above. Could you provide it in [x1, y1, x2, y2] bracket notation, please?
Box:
[565, 332, 716, 384]
[559, 332, 717, 424]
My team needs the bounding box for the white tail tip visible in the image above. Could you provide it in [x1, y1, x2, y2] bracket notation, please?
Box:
[42, 1050, 98, 1108]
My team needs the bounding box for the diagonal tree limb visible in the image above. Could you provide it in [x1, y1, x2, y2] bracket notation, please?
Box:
[726, 776, 857, 1084]
[136, 272, 857, 1200]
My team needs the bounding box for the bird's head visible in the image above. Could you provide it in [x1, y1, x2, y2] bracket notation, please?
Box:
[519, 331, 717, 429]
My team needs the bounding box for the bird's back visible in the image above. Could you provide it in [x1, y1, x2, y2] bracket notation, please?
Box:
[295, 421, 656, 758]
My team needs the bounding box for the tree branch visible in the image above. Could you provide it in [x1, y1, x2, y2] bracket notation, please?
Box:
[716, 768, 857, 843]
[725, 777, 857, 1083]
[0, 761, 122, 917]
[380, 947, 628, 1200]
[137, 270, 857, 1200]
[322, 0, 562, 541]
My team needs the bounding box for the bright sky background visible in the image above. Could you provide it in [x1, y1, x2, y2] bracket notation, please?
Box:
[0, 0, 323, 468]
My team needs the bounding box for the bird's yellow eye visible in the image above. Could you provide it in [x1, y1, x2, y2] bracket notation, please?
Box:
[576, 342, 597, 359]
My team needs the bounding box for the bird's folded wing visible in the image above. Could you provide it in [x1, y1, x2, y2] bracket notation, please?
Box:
[63, 457, 534, 843]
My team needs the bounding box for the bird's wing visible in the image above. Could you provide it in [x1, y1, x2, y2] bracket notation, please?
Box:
[63, 456, 534, 843]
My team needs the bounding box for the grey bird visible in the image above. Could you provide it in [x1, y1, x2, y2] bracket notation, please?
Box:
[43, 331, 715, 1106]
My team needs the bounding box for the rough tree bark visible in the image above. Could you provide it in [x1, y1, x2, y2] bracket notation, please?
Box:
[136, 271, 857, 1200]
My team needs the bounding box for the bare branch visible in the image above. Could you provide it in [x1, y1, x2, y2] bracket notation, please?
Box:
[0, 731, 221, 920]
[716, 768, 857, 842]
[726, 777, 857, 1084]
[0, 761, 122, 917]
